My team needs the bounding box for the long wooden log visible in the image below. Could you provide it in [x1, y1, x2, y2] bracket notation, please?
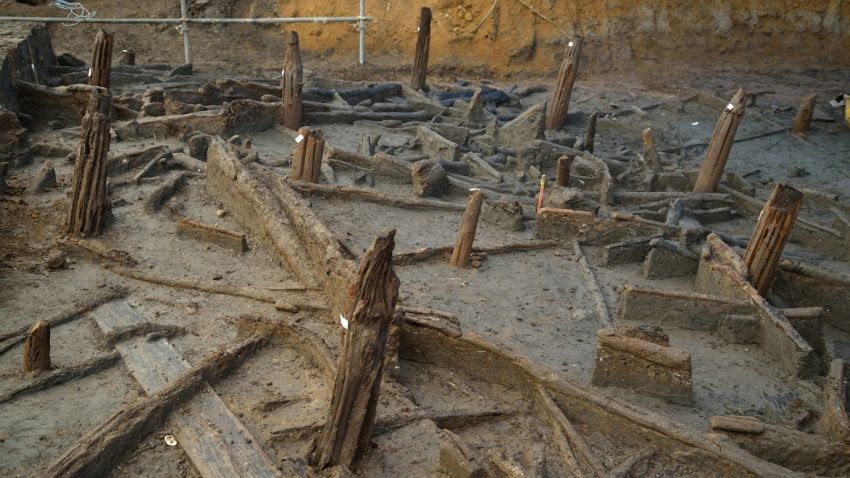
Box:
[281, 31, 303, 129]
[449, 189, 484, 268]
[394, 241, 560, 266]
[536, 384, 607, 477]
[693, 89, 747, 193]
[545, 37, 583, 131]
[288, 181, 466, 212]
[792, 94, 817, 136]
[67, 88, 112, 237]
[314, 230, 400, 469]
[411, 8, 432, 91]
[291, 127, 325, 183]
[2, 352, 120, 404]
[23, 321, 51, 372]
[88, 30, 113, 89]
[743, 183, 803, 296]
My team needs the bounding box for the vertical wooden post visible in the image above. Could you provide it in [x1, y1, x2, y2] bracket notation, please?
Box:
[290, 127, 325, 183]
[642, 127, 661, 171]
[23, 321, 51, 372]
[583, 111, 598, 153]
[281, 31, 303, 130]
[545, 37, 583, 132]
[792, 95, 817, 136]
[411, 7, 432, 91]
[556, 155, 573, 187]
[67, 88, 112, 237]
[743, 183, 803, 296]
[119, 49, 135, 66]
[693, 89, 747, 193]
[89, 29, 113, 89]
[314, 230, 399, 469]
[449, 189, 484, 268]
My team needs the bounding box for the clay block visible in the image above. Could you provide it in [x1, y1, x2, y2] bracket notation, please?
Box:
[620, 284, 753, 332]
[497, 103, 546, 148]
[541, 185, 596, 212]
[411, 159, 448, 197]
[428, 123, 469, 145]
[176, 217, 248, 252]
[536, 208, 663, 246]
[642, 243, 698, 279]
[603, 236, 657, 266]
[461, 152, 502, 182]
[439, 430, 487, 478]
[613, 324, 669, 346]
[27, 159, 56, 193]
[715, 315, 760, 344]
[592, 328, 693, 406]
[417, 126, 459, 161]
[481, 200, 524, 231]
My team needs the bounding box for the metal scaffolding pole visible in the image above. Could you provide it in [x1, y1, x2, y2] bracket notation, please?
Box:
[358, 0, 365, 65]
[178, 0, 192, 65]
[0, 16, 372, 25]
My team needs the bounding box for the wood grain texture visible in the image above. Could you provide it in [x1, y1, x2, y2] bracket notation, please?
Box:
[545, 37, 583, 131]
[693, 88, 747, 193]
[411, 8, 432, 91]
[67, 88, 111, 237]
[281, 31, 303, 130]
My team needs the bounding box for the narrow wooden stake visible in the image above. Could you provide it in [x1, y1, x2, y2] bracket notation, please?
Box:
[314, 230, 399, 469]
[743, 183, 803, 296]
[290, 127, 325, 183]
[792, 94, 817, 136]
[642, 127, 661, 171]
[556, 155, 573, 187]
[449, 189, 484, 268]
[23, 321, 51, 372]
[89, 29, 113, 89]
[119, 49, 135, 66]
[693, 88, 747, 193]
[545, 37, 583, 132]
[410, 7, 432, 91]
[583, 111, 598, 153]
[281, 31, 303, 130]
[67, 88, 112, 237]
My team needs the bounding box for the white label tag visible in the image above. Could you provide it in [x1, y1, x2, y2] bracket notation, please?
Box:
[339, 314, 349, 330]
[691, 122, 700, 126]
[87, 68, 92, 77]
[417, 27, 420, 32]
[281, 69, 285, 76]
[726, 103, 734, 111]
[568, 41, 574, 47]
[295, 134, 304, 143]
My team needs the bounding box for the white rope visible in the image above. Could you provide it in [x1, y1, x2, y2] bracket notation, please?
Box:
[51, 0, 96, 26]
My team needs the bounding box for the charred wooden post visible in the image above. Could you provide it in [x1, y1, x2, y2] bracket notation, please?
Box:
[281, 31, 303, 130]
[290, 127, 325, 183]
[642, 127, 661, 171]
[792, 94, 817, 136]
[556, 155, 573, 187]
[23, 321, 51, 372]
[411, 7, 432, 91]
[89, 30, 113, 89]
[693, 89, 747, 193]
[67, 88, 112, 237]
[449, 189, 484, 268]
[743, 183, 803, 296]
[584, 111, 598, 153]
[119, 49, 135, 66]
[313, 230, 399, 469]
[545, 37, 583, 132]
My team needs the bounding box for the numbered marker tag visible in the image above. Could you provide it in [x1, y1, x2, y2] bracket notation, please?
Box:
[87, 68, 92, 77]
[726, 103, 735, 111]
[295, 134, 304, 143]
[568, 41, 574, 47]
[281, 69, 285, 76]
[339, 314, 349, 330]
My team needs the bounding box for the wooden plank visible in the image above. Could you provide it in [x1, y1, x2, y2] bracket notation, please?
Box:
[91, 301, 281, 478]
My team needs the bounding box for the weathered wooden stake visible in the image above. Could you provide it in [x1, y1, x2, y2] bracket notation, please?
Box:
[693, 88, 747, 193]
[583, 111, 598, 153]
[792, 94, 817, 136]
[290, 127, 325, 183]
[119, 49, 135, 66]
[642, 127, 661, 171]
[449, 189, 484, 268]
[411, 7, 432, 91]
[556, 155, 573, 187]
[313, 230, 399, 469]
[545, 37, 583, 132]
[67, 88, 112, 237]
[89, 29, 113, 89]
[281, 31, 303, 130]
[743, 183, 803, 296]
[23, 321, 51, 372]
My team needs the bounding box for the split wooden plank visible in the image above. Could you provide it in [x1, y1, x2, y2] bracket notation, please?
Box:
[176, 217, 248, 252]
[90, 301, 281, 478]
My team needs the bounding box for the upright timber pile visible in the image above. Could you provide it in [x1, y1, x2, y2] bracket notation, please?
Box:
[693, 89, 747, 193]
[88, 30, 113, 89]
[545, 37, 583, 132]
[449, 189, 484, 268]
[23, 321, 51, 372]
[743, 183, 803, 296]
[67, 88, 112, 237]
[313, 230, 399, 469]
[411, 7, 432, 91]
[290, 127, 325, 183]
[281, 31, 303, 130]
